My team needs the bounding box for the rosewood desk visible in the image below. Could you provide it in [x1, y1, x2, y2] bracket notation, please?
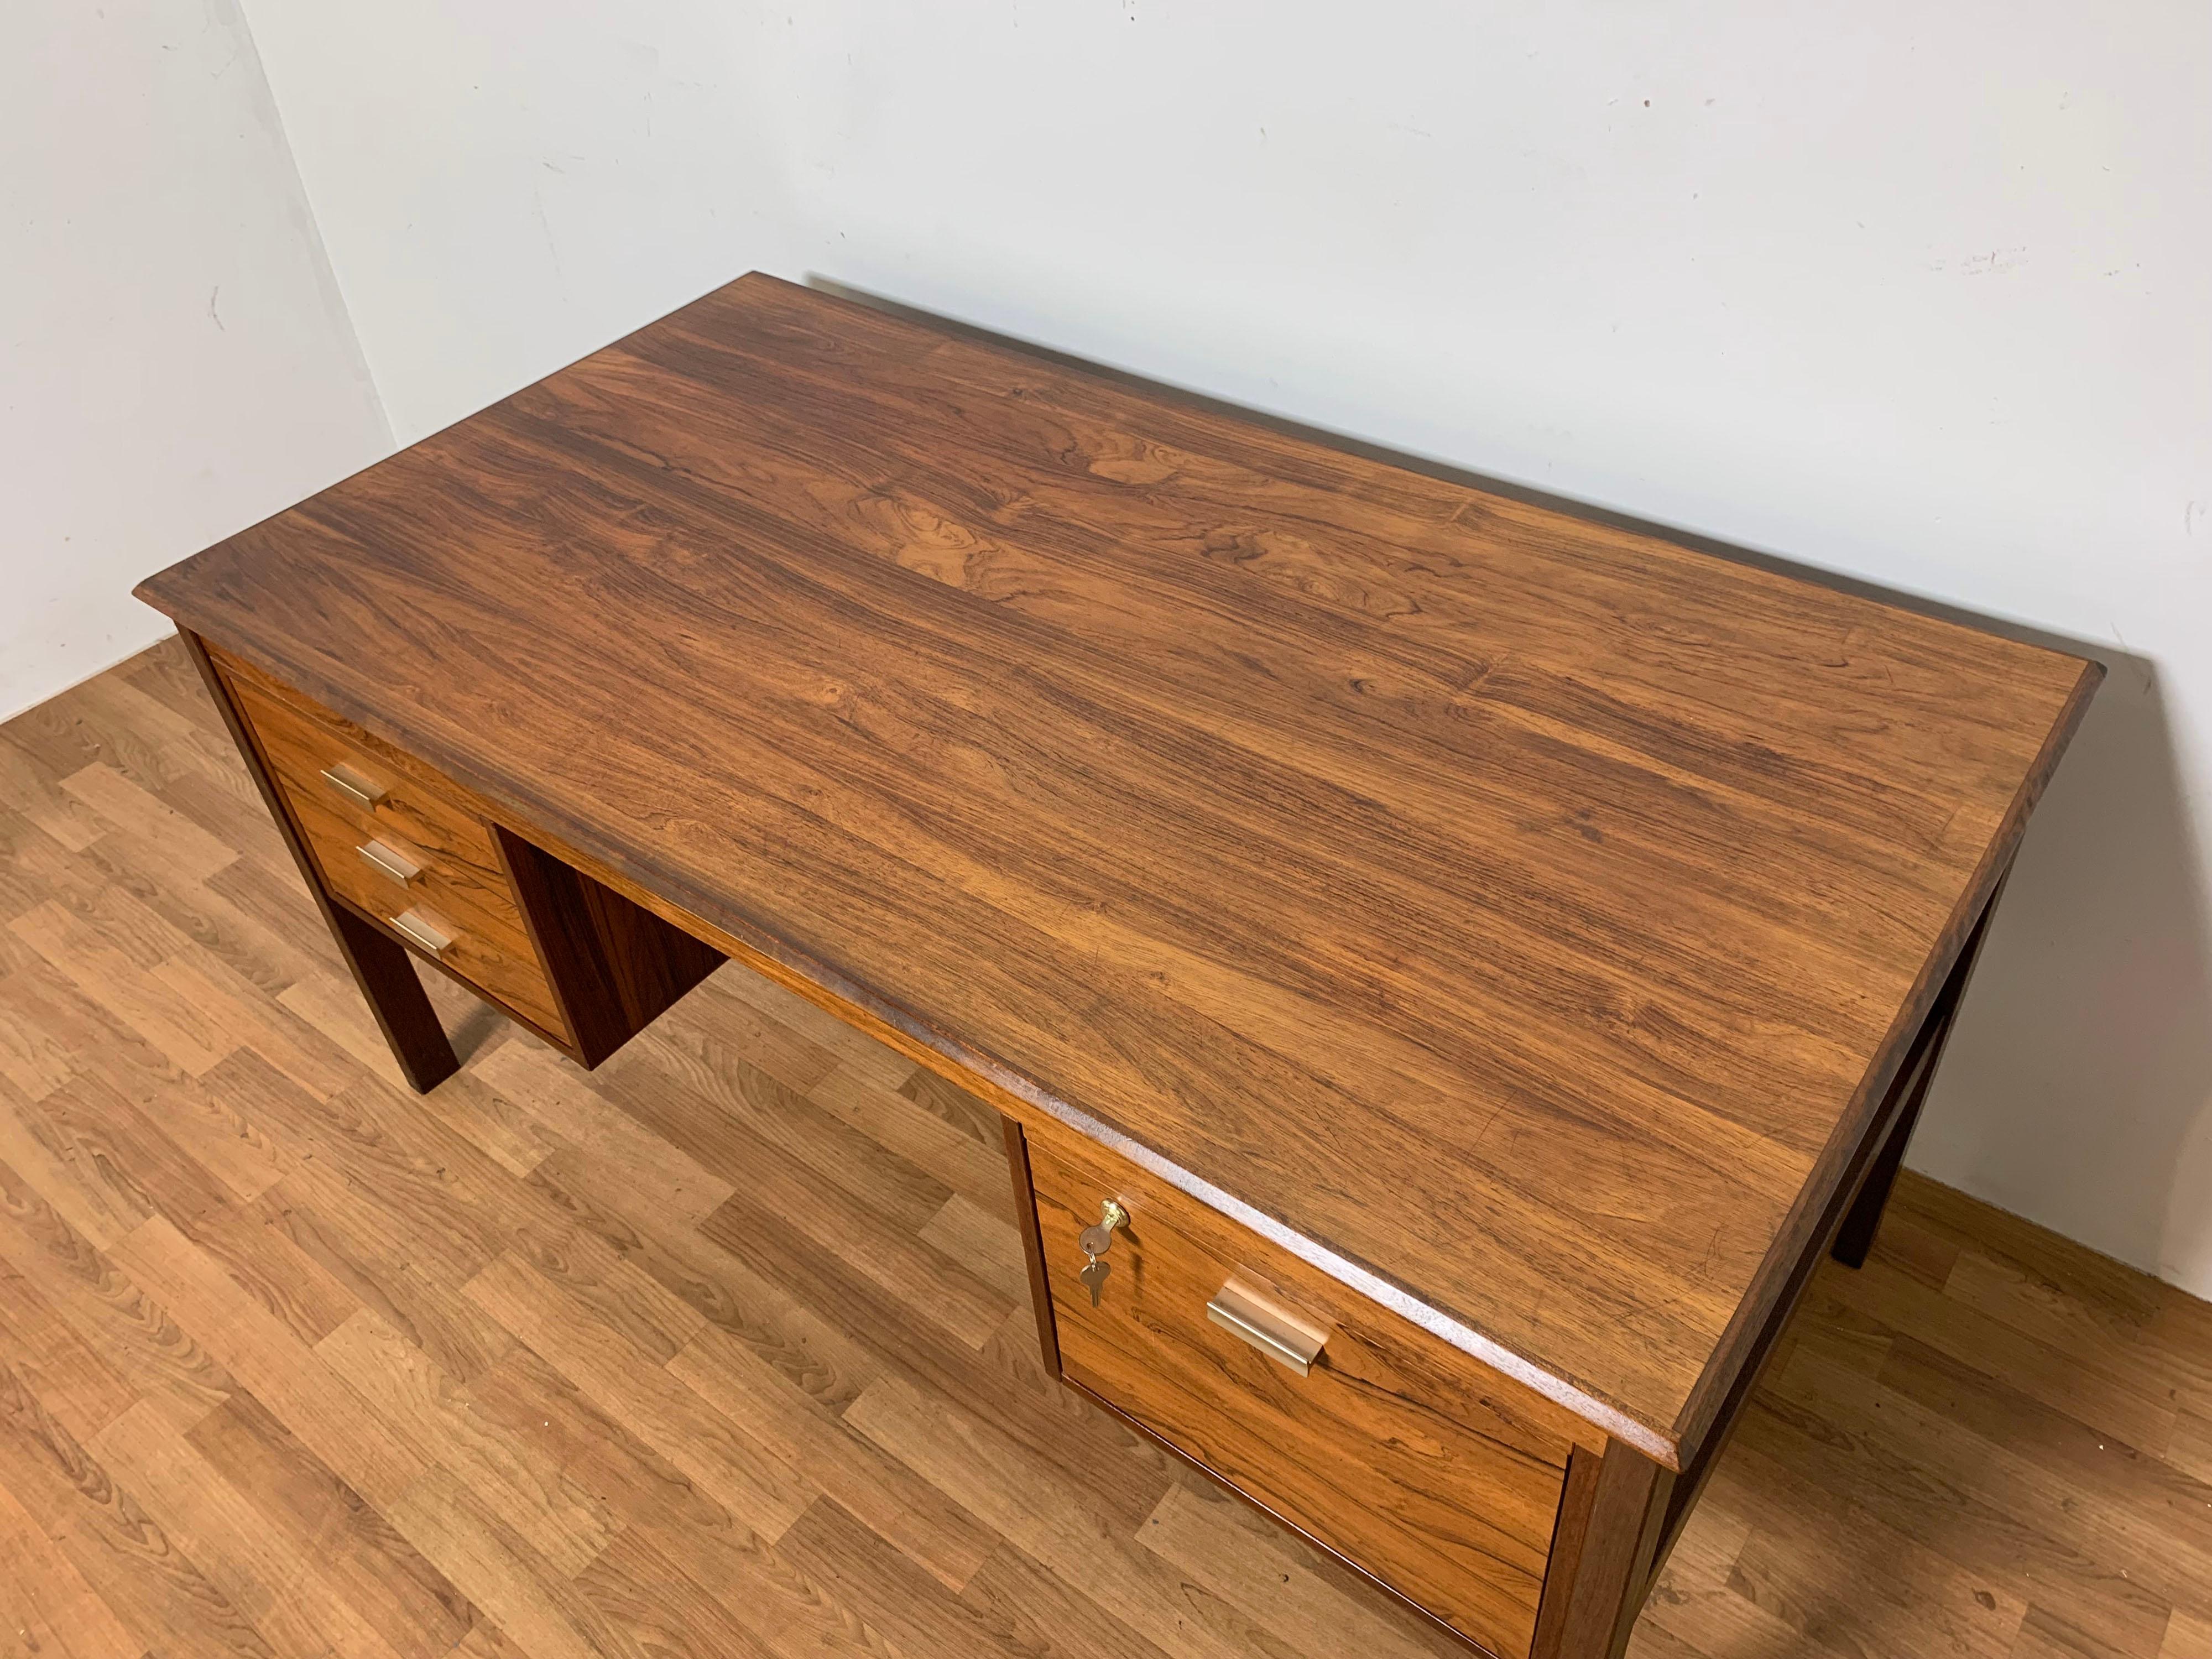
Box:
[136, 273, 2100, 1658]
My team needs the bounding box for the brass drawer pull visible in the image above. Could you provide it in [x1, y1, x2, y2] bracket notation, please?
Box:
[1206, 1276, 1329, 1376]
[357, 840, 421, 885]
[321, 763, 388, 810]
[388, 909, 453, 957]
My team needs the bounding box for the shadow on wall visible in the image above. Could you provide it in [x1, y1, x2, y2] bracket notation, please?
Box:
[1926, 660, 2212, 1288]
[813, 275, 2212, 1292]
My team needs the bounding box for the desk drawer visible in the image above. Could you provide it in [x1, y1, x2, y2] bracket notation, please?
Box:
[1022, 1114, 1577, 1658]
[213, 652, 570, 1041]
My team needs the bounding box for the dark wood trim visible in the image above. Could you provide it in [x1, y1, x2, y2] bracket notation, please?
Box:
[179, 629, 458, 1093]
[1001, 1118, 1062, 1378]
[1530, 1448, 1602, 1657]
[1530, 1442, 1672, 1659]
[493, 825, 725, 1067]
[1060, 1373, 1505, 1657]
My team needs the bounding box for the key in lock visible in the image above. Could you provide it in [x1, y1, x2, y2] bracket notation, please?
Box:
[1077, 1198, 1128, 1307]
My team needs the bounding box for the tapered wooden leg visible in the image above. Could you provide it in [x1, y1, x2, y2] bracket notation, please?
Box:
[323, 905, 461, 1092]
[178, 629, 459, 1092]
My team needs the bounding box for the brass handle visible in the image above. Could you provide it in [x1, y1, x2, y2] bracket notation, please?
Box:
[357, 840, 421, 885]
[388, 909, 452, 957]
[321, 763, 387, 810]
[1206, 1276, 1329, 1376]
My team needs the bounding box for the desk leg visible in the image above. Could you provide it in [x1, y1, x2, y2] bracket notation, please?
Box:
[316, 905, 461, 1094]
[180, 630, 459, 1093]
[1829, 1030, 1944, 1269]
[1830, 878, 2003, 1271]
[1630, 875, 2010, 1612]
[1532, 1441, 1673, 1659]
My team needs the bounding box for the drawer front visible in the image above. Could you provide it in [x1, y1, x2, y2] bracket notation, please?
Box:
[216, 659, 570, 1041]
[1026, 1114, 1575, 1658]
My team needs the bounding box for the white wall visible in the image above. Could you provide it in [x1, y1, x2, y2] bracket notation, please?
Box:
[96, 2, 2212, 1293]
[235, 0, 805, 446]
[0, 0, 391, 723]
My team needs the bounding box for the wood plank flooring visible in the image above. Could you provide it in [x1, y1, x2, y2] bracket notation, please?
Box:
[0, 636, 2205, 1659]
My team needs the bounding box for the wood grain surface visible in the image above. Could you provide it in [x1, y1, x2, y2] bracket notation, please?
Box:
[215, 658, 572, 1040]
[1027, 1105, 1574, 1656]
[178, 629, 462, 1094]
[491, 826, 726, 1069]
[134, 273, 2100, 1462]
[0, 641, 2202, 1659]
[206, 644, 723, 1072]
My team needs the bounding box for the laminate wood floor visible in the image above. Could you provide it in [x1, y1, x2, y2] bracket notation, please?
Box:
[0, 638, 2204, 1659]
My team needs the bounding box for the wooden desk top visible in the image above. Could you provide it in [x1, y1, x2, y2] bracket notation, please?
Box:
[139, 273, 2098, 1464]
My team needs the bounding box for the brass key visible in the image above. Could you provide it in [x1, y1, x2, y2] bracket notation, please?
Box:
[1076, 1199, 1127, 1307]
[1078, 1258, 1110, 1306]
